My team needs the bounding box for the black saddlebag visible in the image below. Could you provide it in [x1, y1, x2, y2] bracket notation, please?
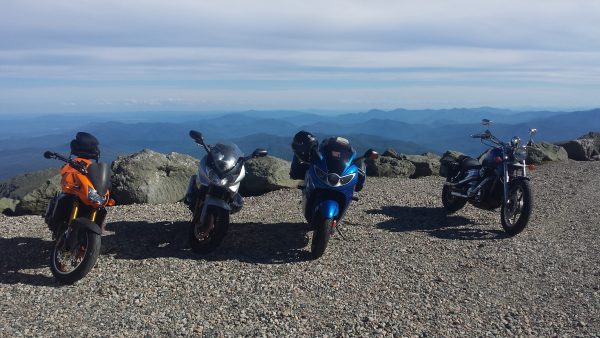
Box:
[439, 155, 461, 178]
[290, 131, 317, 180]
[70, 132, 100, 160]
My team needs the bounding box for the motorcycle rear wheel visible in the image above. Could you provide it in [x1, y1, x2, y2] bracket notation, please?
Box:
[50, 225, 101, 284]
[311, 218, 333, 259]
[442, 184, 467, 214]
[501, 180, 533, 236]
[189, 206, 229, 254]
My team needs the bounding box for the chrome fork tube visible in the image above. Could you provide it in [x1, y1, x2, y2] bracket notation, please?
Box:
[503, 161, 510, 204]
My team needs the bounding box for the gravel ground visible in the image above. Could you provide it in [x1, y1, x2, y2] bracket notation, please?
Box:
[1, 160, 599, 337]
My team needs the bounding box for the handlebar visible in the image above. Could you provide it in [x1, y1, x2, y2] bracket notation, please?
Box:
[43, 151, 88, 174]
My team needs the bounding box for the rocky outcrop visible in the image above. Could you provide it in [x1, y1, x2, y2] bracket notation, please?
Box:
[0, 198, 18, 215]
[441, 150, 466, 161]
[111, 149, 198, 204]
[526, 141, 568, 164]
[0, 167, 58, 200]
[14, 175, 61, 215]
[366, 156, 416, 178]
[556, 132, 600, 161]
[381, 149, 441, 178]
[240, 156, 301, 196]
[404, 153, 442, 178]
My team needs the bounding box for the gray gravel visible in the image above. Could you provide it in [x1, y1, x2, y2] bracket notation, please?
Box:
[1, 160, 599, 337]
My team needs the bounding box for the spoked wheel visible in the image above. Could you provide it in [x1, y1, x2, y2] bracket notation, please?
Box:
[501, 180, 533, 236]
[50, 225, 101, 284]
[189, 206, 229, 254]
[310, 217, 333, 259]
[442, 184, 467, 214]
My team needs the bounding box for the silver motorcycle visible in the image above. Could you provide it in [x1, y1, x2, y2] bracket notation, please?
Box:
[185, 130, 267, 253]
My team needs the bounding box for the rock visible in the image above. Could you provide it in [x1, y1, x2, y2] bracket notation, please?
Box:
[240, 156, 300, 196]
[111, 149, 198, 204]
[441, 150, 465, 161]
[0, 197, 18, 215]
[14, 174, 61, 215]
[526, 141, 568, 164]
[404, 153, 442, 178]
[382, 148, 404, 160]
[0, 167, 58, 199]
[556, 132, 600, 161]
[380, 149, 441, 178]
[366, 156, 416, 178]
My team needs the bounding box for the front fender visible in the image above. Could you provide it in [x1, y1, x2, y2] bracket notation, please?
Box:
[317, 200, 339, 219]
[66, 217, 102, 250]
[200, 194, 231, 222]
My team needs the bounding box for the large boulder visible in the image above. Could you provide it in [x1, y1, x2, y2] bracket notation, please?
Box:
[240, 156, 300, 196]
[366, 156, 416, 178]
[526, 141, 568, 164]
[14, 174, 61, 215]
[0, 167, 58, 200]
[0, 198, 19, 215]
[111, 149, 198, 204]
[0, 167, 61, 215]
[556, 132, 600, 161]
[381, 149, 441, 178]
[441, 150, 466, 161]
[404, 152, 442, 178]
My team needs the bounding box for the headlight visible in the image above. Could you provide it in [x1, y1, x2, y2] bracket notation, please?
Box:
[207, 168, 228, 186]
[513, 146, 528, 162]
[88, 187, 106, 204]
[511, 136, 521, 147]
[314, 166, 355, 187]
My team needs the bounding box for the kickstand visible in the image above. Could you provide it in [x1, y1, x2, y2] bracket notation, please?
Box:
[335, 224, 347, 241]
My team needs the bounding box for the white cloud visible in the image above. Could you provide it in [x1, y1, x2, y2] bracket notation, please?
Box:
[1, 0, 599, 112]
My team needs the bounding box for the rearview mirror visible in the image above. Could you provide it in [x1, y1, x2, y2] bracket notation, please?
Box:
[43, 151, 54, 159]
[252, 149, 268, 158]
[529, 128, 537, 136]
[189, 130, 204, 144]
[481, 119, 491, 126]
[364, 149, 379, 160]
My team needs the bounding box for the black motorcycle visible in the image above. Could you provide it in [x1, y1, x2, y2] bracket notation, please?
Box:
[440, 119, 536, 236]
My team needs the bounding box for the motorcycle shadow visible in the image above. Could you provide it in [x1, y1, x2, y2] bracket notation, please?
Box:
[102, 221, 312, 264]
[366, 206, 508, 240]
[0, 236, 57, 286]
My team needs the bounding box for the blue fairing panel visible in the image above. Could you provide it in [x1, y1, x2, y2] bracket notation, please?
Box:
[318, 200, 339, 219]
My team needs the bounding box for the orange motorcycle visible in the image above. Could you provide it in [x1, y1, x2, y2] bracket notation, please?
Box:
[43, 132, 114, 284]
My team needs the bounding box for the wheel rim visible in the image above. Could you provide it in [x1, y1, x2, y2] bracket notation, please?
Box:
[504, 185, 525, 228]
[52, 230, 88, 275]
[193, 213, 215, 241]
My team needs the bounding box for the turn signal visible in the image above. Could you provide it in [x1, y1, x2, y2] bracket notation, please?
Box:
[107, 198, 116, 206]
[527, 164, 536, 171]
[495, 156, 503, 163]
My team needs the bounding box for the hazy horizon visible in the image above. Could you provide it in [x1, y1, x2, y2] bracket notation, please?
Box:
[2, 1, 600, 114]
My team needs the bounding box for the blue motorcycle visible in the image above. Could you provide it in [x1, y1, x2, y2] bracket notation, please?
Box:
[291, 132, 378, 258]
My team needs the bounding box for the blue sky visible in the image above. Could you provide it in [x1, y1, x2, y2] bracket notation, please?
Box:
[1, 0, 599, 114]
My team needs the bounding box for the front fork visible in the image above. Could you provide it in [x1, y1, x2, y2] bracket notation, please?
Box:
[63, 201, 99, 250]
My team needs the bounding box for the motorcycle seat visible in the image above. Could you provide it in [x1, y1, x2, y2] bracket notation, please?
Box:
[461, 156, 481, 169]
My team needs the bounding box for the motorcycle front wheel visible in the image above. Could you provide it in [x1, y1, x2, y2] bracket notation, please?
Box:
[189, 206, 229, 254]
[310, 217, 333, 259]
[50, 223, 101, 284]
[442, 184, 467, 214]
[501, 179, 533, 236]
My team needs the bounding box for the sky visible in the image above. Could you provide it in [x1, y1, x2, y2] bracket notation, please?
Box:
[1, 0, 600, 114]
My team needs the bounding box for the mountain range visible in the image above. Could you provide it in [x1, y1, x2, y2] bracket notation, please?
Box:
[0, 107, 599, 180]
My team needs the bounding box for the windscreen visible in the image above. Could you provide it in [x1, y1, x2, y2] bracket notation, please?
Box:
[319, 137, 355, 175]
[210, 143, 244, 174]
[87, 162, 112, 195]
